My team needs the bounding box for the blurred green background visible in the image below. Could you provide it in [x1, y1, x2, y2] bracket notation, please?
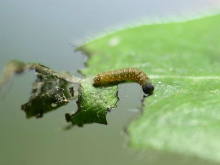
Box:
[0, 1, 220, 165]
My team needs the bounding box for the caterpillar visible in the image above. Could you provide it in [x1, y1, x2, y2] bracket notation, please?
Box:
[93, 68, 154, 95]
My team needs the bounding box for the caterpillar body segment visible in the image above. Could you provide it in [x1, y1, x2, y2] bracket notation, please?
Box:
[93, 68, 154, 95]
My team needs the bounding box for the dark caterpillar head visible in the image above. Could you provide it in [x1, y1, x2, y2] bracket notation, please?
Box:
[142, 84, 154, 95]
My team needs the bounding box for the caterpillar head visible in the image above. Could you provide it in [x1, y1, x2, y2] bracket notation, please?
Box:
[142, 84, 154, 95]
[93, 76, 101, 85]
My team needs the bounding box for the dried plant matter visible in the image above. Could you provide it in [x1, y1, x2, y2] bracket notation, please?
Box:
[0, 60, 118, 126]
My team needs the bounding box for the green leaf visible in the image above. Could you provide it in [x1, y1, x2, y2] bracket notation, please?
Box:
[80, 15, 220, 77]
[79, 14, 220, 162]
[65, 80, 118, 126]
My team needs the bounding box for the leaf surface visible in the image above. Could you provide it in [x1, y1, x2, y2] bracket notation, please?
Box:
[66, 80, 118, 126]
[79, 14, 220, 162]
